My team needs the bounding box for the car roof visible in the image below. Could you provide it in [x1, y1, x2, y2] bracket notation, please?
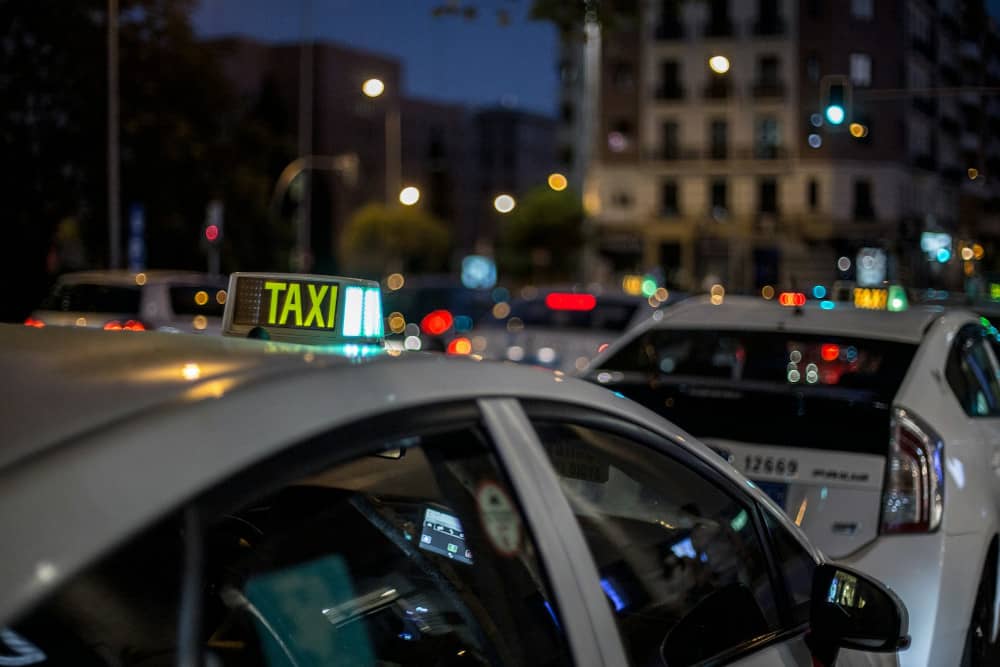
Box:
[53, 270, 226, 286]
[0, 324, 819, 623]
[642, 295, 952, 344]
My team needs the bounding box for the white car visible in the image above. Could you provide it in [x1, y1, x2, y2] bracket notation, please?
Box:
[586, 294, 1000, 666]
[28, 270, 228, 334]
[0, 273, 908, 667]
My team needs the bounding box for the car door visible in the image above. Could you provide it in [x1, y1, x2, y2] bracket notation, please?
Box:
[518, 400, 897, 667]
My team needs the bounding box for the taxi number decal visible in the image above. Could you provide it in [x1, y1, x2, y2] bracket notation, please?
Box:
[261, 280, 339, 329]
[744, 455, 798, 477]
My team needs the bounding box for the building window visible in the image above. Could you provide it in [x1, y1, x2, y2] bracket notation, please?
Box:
[854, 179, 875, 219]
[611, 61, 635, 89]
[806, 53, 821, 82]
[662, 120, 680, 159]
[754, 55, 783, 97]
[710, 178, 728, 217]
[655, 0, 684, 39]
[559, 59, 578, 83]
[612, 190, 634, 208]
[755, 117, 780, 159]
[657, 60, 683, 99]
[710, 119, 728, 159]
[851, 0, 873, 20]
[608, 118, 633, 153]
[850, 53, 872, 86]
[661, 180, 680, 217]
[560, 102, 574, 123]
[754, 0, 784, 35]
[808, 179, 819, 211]
[706, 0, 732, 36]
[759, 178, 778, 214]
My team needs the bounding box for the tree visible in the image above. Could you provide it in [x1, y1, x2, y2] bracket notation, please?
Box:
[498, 186, 584, 283]
[339, 204, 451, 278]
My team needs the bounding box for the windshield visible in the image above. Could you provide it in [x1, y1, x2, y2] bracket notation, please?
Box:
[596, 329, 918, 454]
[481, 298, 641, 331]
[39, 283, 141, 315]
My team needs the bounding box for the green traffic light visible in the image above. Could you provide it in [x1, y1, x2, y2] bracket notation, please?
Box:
[825, 105, 845, 125]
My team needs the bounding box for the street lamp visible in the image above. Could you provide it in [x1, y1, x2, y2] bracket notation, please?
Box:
[399, 186, 420, 206]
[708, 55, 730, 74]
[547, 173, 568, 191]
[494, 194, 516, 213]
[361, 77, 401, 205]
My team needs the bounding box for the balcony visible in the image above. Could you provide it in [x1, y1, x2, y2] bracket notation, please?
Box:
[709, 144, 728, 160]
[654, 22, 684, 40]
[643, 145, 788, 162]
[751, 144, 785, 160]
[703, 78, 732, 100]
[751, 81, 785, 99]
[654, 83, 685, 101]
[752, 16, 786, 37]
[704, 19, 734, 38]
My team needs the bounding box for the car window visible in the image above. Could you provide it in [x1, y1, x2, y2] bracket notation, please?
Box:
[529, 419, 781, 666]
[169, 285, 227, 317]
[762, 511, 816, 626]
[481, 298, 640, 331]
[39, 283, 141, 314]
[6, 422, 572, 667]
[200, 423, 572, 667]
[947, 325, 1000, 417]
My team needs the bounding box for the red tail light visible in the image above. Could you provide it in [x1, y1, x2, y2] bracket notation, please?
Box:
[880, 408, 944, 534]
[820, 344, 840, 362]
[778, 292, 806, 307]
[420, 310, 453, 336]
[104, 320, 146, 331]
[447, 337, 472, 355]
[545, 293, 597, 311]
[24, 317, 45, 328]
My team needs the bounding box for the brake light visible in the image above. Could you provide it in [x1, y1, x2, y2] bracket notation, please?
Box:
[104, 321, 123, 330]
[446, 337, 472, 355]
[545, 293, 597, 311]
[104, 320, 146, 331]
[24, 317, 45, 328]
[778, 292, 806, 307]
[820, 344, 840, 362]
[420, 310, 453, 336]
[880, 408, 944, 534]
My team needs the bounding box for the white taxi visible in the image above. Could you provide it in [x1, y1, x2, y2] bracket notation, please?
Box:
[586, 291, 1000, 666]
[0, 274, 908, 667]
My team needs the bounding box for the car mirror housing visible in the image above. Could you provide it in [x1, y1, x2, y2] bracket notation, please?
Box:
[810, 563, 910, 654]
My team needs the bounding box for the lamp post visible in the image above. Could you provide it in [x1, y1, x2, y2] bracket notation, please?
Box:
[107, 0, 120, 268]
[362, 78, 402, 206]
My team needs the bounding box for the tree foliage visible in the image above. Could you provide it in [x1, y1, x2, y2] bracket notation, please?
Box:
[498, 186, 583, 282]
[339, 204, 452, 278]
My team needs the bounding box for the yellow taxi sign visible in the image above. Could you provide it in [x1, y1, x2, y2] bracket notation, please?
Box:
[223, 273, 384, 346]
[854, 287, 888, 310]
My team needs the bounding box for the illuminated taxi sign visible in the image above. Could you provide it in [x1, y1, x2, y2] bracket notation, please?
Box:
[223, 272, 384, 345]
[854, 287, 887, 310]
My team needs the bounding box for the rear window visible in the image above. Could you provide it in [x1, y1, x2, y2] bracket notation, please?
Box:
[483, 298, 640, 331]
[382, 286, 492, 321]
[40, 283, 141, 314]
[169, 285, 226, 317]
[597, 329, 918, 455]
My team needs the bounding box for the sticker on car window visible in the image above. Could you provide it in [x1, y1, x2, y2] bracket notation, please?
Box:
[476, 481, 522, 557]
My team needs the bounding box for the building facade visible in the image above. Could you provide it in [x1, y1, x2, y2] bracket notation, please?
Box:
[572, 0, 1000, 291]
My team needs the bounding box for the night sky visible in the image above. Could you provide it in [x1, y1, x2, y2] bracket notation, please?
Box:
[193, 0, 1000, 119]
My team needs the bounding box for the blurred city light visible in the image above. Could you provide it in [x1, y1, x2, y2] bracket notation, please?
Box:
[399, 186, 420, 205]
[182, 363, 201, 381]
[75, 317, 87, 327]
[936, 247, 952, 263]
[708, 55, 731, 74]
[810, 114, 823, 127]
[547, 173, 568, 191]
[193, 315, 208, 330]
[388, 312, 406, 334]
[761, 285, 775, 300]
[974, 243, 985, 260]
[887, 285, 909, 312]
[968, 167, 980, 180]
[194, 290, 209, 306]
[135, 272, 147, 286]
[825, 104, 845, 125]
[362, 78, 385, 98]
[386, 273, 405, 291]
[494, 194, 516, 213]
[962, 246, 975, 261]
[654, 287, 670, 302]
[204, 224, 220, 242]
[492, 302, 511, 319]
[812, 285, 826, 299]
[641, 277, 657, 297]
[849, 123, 868, 138]
[808, 134, 822, 149]
[447, 337, 472, 355]
[622, 274, 643, 296]
[710, 284, 725, 306]
[820, 300, 836, 310]
[837, 256, 852, 271]
[779, 292, 806, 307]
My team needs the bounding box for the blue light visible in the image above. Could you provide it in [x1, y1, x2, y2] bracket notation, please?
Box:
[600, 578, 626, 612]
[825, 105, 845, 125]
[398, 632, 414, 641]
[454, 315, 473, 332]
[613, 391, 626, 399]
[820, 300, 835, 310]
[936, 248, 951, 263]
[543, 600, 561, 629]
[812, 285, 827, 299]
[808, 133, 822, 149]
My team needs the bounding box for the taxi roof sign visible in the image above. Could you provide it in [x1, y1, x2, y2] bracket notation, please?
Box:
[222, 272, 384, 346]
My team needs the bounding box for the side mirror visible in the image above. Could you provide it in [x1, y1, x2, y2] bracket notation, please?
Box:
[810, 563, 910, 653]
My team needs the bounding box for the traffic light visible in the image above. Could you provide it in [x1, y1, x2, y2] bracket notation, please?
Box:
[202, 201, 223, 246]
[821, 76, 851, 127]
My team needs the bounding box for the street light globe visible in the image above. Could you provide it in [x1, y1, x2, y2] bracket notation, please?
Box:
[399, 186, 420, 206]
[362, 78, 385, 98]
[708, 55, 731, 74]
[547, 172, 568, 191]
[494, 194, 516, 213]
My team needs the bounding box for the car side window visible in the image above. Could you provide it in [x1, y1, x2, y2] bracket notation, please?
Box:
[946, 325, 1000, 417]
[5, 421, 572, 667]
[530, 419, 781, 666]
[762, 510, 816, 626]
[200, 423, 572, 667]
